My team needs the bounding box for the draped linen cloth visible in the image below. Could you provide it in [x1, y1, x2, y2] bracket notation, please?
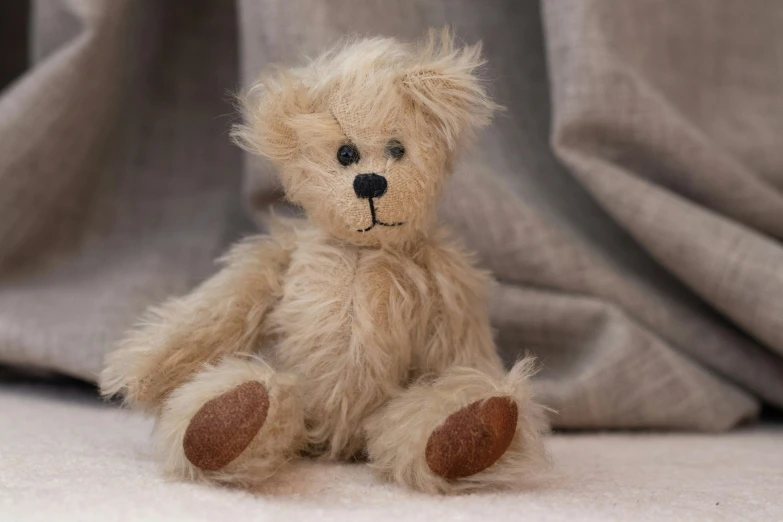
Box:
[1, 0, 781, 430]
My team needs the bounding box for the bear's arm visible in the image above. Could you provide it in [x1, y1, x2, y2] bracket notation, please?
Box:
[416, 237, 505, 378]
[100, 230, 294, 413]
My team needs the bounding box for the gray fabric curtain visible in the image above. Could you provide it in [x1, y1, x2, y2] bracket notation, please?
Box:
[1, 0, 782, 430]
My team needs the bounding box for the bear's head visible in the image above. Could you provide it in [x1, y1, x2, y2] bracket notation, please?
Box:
[234, 28, 497, 248]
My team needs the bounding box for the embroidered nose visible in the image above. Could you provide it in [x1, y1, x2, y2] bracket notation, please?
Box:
[353, 173, 387, 199]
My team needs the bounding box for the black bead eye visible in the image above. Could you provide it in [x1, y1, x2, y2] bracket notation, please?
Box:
[337, 144, 360, 166]
[386, 139, 405, 160]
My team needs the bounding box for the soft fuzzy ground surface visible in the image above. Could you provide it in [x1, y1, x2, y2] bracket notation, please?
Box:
[1, 378, 781, 522]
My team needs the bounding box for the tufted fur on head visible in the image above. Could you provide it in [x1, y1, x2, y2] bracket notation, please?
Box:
[232, 27, 499, 249]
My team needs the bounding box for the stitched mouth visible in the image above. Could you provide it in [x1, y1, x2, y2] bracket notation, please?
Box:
[357, 198, 404, 232]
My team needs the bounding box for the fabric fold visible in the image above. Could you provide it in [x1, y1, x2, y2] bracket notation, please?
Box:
[0, 0, 780, 429]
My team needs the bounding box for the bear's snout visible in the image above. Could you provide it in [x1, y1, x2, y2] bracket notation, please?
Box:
[353, 174, 387, 199]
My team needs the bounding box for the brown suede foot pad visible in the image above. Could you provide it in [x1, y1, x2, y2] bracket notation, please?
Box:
[425, 396, 518, 480]
[183, 381, 269, 471]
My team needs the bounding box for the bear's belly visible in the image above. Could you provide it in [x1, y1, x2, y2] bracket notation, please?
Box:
[264, 243, 428, 459]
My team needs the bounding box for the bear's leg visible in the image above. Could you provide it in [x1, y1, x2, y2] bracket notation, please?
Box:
[154, 356, 304, 486]
[364, 360, 549, 493]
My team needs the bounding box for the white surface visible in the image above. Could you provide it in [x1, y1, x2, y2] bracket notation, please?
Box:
[1, 380, 781, 522]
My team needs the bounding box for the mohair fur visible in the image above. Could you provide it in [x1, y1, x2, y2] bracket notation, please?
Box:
[100, 28, 549, 494]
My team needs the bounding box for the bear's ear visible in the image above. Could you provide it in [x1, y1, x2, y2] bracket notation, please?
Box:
[401, 28, 499, 149]
[232, 69, 311, 163]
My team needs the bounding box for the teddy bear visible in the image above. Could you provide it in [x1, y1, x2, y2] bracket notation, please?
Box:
[100, 28, 548, 494]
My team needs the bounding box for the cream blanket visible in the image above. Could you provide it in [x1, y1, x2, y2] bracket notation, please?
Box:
[1, 381, 781, 521]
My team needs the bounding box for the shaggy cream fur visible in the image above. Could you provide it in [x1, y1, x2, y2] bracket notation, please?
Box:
[100, 28, 549, 494]
[156, 356, 304, 486]
[365, 362, 549, 494]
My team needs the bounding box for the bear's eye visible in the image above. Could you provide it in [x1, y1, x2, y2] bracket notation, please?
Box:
[386, 139, 405, 160]
[337, 144, 360, 166]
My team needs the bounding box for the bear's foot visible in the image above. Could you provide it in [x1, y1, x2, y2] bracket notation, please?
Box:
[183, 381, 269, 471]
[425, 396, 518, 479]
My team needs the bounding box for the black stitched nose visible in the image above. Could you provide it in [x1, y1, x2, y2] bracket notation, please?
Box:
[353, 173, 387, 199]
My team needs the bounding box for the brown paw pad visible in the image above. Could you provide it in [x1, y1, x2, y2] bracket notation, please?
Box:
[425, 396, 518, 480]
[183, 381, 269, 471]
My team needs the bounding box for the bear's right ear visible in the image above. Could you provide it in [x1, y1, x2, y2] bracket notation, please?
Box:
[232, 70, 310, 162]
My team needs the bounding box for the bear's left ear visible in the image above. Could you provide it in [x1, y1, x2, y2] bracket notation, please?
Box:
[401, 28, 500, 149]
